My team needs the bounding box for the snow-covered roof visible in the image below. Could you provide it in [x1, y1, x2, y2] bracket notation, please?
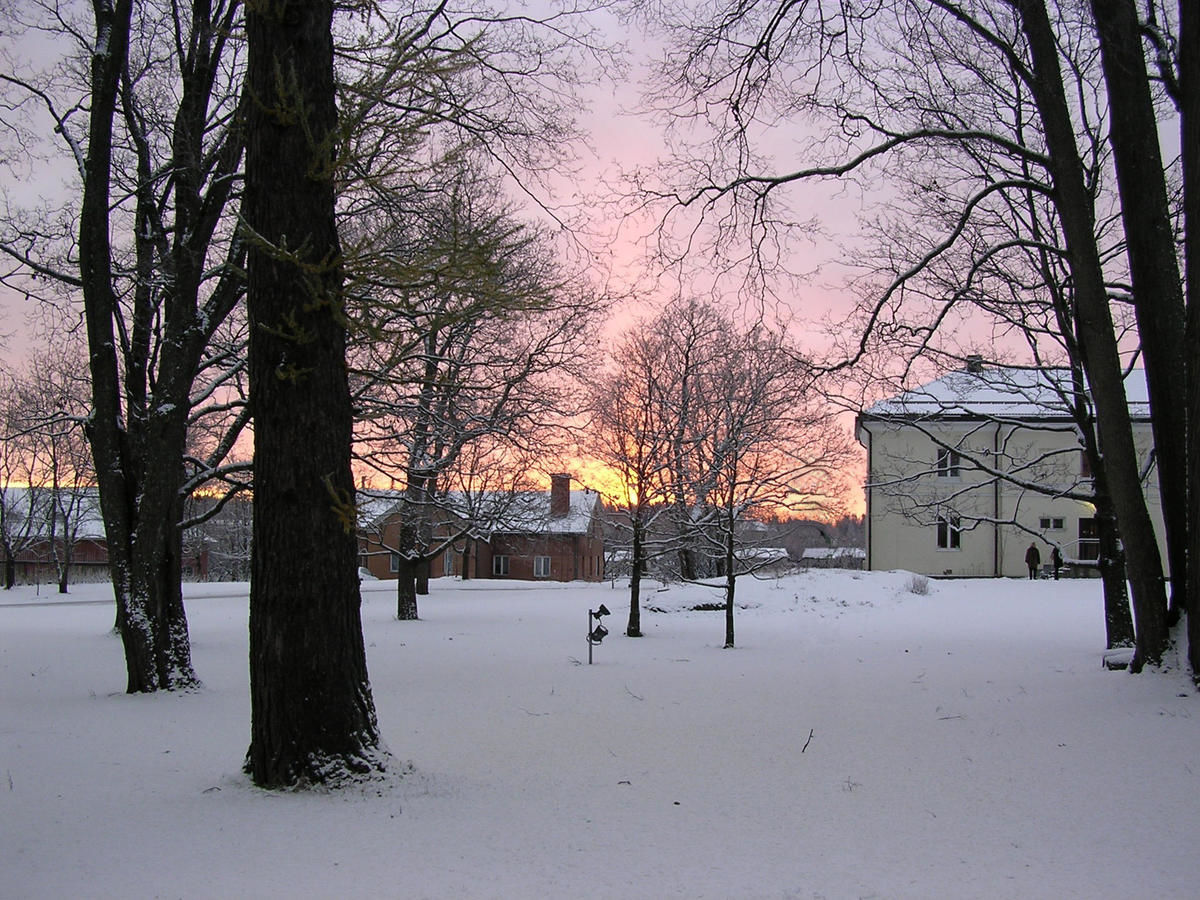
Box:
[356, 489, 405, 528]
[863, 366, 1150, 421]
[356, 487, 604, 536]
[489, 489, 603, 536]
[801, 546, 866, 560]
[0, 486, 105, 540]
[737, 546, 790, 563]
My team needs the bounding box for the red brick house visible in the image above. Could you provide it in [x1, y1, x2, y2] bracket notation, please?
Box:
[358, 473, 606, 582]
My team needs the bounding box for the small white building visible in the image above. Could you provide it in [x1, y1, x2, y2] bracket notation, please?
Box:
[855, 364, 1166, 578]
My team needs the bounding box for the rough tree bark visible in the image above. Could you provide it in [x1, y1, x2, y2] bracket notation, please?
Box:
[461, 539, 473, 580]
[1182, 0, 1200, 681]
[395, 541, 420, 620]
[390, 471, 436, 619]
[244, 0, 385, 787]
[79, 0, 200, 691]
[723, 506, 737, 649]
[626, 518, 644, 637]
[1090, 0, 1189, 619]
[1094, 478, 1135, 650]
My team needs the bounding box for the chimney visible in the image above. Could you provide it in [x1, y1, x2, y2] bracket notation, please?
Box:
[965, 354, 984, 374]
[550, 473, 571, 518]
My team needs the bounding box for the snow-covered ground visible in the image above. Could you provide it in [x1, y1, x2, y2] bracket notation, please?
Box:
[2, 571, 1197, 899]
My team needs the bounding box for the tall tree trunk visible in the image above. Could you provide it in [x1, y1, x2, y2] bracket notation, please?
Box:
[461, 540, 472, 580]
[1181, 0, 1200, 680]
[394, 508, 420, 619]
[1090, 0, 1189, 619]
[156, 484, 195, 686]
[79, 0, 195, 692]
[48, 481, 65, 593]
[244, 0, 384, 787]
[1096, 492, 1134, 649]
[626, 516, 643, 637]
[1014, 0, 1169, 669]
[677, 542, 697, 581]
[79, 0, 135, 648]
[95, 453, 198, 691]
[396, 555, 419, 620]
[415, 490, 433, 596]
[723, 514, 736, 649]
[393, 475, 432, 616]
[1085, 429, 1135, 649]
[52, 523, 71, 594]
[54, 518, 69, 594]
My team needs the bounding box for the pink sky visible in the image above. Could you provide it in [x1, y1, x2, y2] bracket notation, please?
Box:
[0, 7, 871, 516]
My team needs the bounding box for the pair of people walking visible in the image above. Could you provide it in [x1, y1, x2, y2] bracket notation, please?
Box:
[1026, 542, 1062, 580]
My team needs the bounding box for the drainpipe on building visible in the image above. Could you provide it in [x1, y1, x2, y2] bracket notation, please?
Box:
[994, 422, 1002, 577]
[857, 418, 873, 571]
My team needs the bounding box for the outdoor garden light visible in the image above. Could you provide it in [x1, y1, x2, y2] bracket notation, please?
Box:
[587, 605, 611, 663]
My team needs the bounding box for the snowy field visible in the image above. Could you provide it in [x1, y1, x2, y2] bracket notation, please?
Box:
[2, 570, 1198, 899]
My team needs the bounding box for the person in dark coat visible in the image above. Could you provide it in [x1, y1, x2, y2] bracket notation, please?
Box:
[1051, 545, 1063, 580]
[1025, 542, 1041, 580]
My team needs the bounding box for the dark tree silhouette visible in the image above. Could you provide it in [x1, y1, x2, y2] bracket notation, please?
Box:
[244, 0, 384, 788]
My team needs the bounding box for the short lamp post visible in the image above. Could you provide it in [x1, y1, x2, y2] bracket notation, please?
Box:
[587, 604, 611, 665]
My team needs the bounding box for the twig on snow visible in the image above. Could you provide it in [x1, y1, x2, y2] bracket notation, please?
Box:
[801, 728, 814, 753]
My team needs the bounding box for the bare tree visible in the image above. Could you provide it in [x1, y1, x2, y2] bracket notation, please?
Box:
[1, 0, 249, 690]
[650, 298, 731, 582]
[323, 0, 620, 618]
[587, 323, 675, 637]
[15, 341, 96, 593]
[1087, 0, 1188, 624]
[807, 15, 1140, 650]
[1010, 0, 1169, 668]
[682, 321, 853, 647]
[349, 167, 604, 618]
[598, 298, 852, 646]
[0, 369, 43, 588]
